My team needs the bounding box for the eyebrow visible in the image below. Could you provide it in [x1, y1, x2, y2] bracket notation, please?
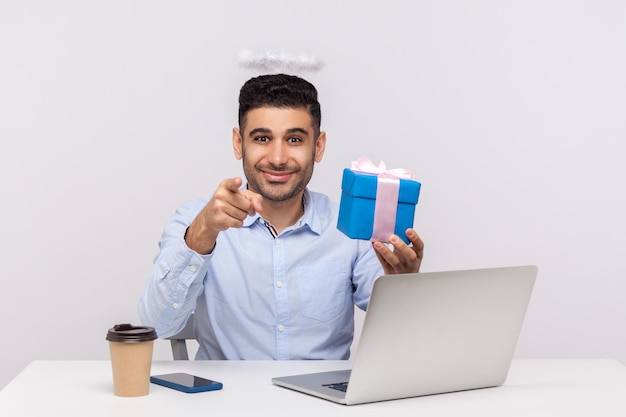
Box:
[248, 127, 271, 137]
[247, 127, 311, 137]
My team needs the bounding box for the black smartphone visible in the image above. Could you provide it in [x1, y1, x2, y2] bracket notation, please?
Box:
[150, 372, 223, 393]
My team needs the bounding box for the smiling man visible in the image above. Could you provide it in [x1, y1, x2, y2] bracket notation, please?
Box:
[139, 74, 424, 360]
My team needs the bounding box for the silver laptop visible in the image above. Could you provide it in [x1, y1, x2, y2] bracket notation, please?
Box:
[272, 265, 537, 405]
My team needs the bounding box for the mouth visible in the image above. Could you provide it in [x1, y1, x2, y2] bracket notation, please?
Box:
[262, 169, 295, 182]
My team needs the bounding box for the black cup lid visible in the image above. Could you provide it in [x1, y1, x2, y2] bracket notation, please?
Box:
[106, 323, 157, 343]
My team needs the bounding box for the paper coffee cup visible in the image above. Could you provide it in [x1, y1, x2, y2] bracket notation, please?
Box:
[106, 324, 157, 397]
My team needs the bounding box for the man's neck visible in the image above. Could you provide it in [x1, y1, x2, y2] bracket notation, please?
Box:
[261, 193, 306, 234]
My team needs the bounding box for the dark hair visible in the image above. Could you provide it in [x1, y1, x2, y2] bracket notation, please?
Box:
[238, 74, 322, 137]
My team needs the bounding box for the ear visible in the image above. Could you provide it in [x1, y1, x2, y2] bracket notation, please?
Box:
[232, 127, 243, 160]
[314, 131, 327, 163]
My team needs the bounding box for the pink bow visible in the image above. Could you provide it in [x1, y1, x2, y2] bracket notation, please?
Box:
[350, 157, 414, 180]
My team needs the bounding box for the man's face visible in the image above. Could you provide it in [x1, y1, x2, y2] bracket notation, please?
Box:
[232, 106, 326, 203]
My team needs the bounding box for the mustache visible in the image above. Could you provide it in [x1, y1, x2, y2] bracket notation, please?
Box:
[257, 163, 301, 173]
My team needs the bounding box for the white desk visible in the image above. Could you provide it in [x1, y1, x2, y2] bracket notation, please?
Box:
[1, 359, 625, 416]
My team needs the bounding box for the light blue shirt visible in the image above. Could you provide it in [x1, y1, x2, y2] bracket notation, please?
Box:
[138, 188, 383, 360]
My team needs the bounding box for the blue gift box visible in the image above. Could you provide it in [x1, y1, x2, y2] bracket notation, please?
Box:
[337, 168, 421, 244]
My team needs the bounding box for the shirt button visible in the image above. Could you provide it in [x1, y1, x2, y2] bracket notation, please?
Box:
[189, 265, 197, 272]
[172, 303, 179, 309]
[276, 280, 284, 288]
[275, 238, 282, 245]
[278, 324, 285, 332]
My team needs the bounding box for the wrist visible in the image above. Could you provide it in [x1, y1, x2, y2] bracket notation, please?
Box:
[184, 224, 217, 255]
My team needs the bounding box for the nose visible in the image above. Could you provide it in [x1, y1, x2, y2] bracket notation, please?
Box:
[268, 140, 288, 167]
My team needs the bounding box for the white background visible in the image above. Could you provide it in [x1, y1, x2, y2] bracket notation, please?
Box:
[1, 1, 625, 389]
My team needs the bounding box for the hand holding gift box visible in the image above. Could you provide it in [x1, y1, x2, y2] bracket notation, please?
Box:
[337, 158, 421, 244]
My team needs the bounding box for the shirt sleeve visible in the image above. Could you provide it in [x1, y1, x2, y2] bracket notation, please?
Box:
[351, 239, 384, 312]
[138, 200, 211, 338]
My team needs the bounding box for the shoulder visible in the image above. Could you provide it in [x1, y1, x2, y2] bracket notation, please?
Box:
[305, 190, 339, 228]
[307, 190, 338, 212]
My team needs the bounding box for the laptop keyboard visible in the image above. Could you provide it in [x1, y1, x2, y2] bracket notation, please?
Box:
[322, 382, 349, 392]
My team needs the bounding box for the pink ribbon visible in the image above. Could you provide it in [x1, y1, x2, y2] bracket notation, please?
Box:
[350, 158, 414, 242]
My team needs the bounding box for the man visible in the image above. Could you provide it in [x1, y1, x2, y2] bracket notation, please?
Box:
[139, 74, 423, 360]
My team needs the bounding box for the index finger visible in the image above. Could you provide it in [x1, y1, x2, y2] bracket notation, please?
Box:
[240, 189, 263, 214]
[224, 177, 243, 193]
[405, 229, 424, 254]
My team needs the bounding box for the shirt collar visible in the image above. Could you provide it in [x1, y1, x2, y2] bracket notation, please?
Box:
[241, 188, 321, 235]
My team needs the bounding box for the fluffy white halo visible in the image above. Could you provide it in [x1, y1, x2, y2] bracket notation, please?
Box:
[238, 50, 324, 73]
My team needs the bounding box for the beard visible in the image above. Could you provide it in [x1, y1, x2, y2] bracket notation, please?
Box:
[242, 154, 315, 203]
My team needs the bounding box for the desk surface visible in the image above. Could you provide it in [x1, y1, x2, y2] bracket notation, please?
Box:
[1, 359, 625, 416]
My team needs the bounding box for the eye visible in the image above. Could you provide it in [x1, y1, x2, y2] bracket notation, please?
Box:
[254, 136, 270, 142]
[287, 136, 303, 144]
